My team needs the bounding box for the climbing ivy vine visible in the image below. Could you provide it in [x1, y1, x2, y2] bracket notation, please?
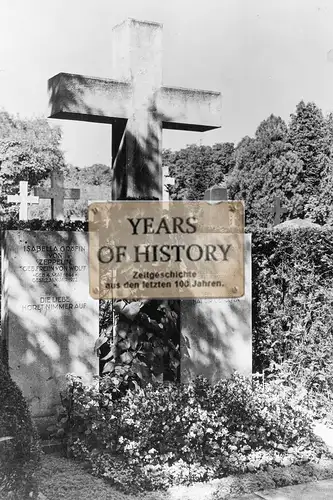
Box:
[98, 299, 180, 394]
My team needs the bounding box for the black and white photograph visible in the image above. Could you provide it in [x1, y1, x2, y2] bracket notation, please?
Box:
[1, 1, 333, 499]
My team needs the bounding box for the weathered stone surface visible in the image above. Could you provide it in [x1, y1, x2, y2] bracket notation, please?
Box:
[111, 20, 164, 199]
[48, 74, 222, 131]
[48, 73, 132, 124]
[48, 19, 222, 201]
[1, 231, 99, 433]
[157, 86, 222, 131]
[180, 234, 252, 382]
[7, 181, 39, 221]
[34, 171, 80, 221]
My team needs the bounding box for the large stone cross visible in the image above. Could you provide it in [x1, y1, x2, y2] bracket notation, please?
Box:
[48, 18, 222, 200]
[34, 171, 80, 220]
[7, 181, 39, 221]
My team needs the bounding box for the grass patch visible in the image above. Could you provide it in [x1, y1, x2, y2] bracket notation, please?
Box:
[37, 453, 333, 500]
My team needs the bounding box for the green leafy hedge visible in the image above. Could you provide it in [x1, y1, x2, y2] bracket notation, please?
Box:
[252, 227, 333, 389]
[57, 373, 327, 493]
[0, 219, 87, 231]
[0, 361, 40, 499]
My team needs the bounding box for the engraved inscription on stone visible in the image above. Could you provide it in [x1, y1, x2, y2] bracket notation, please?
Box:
[1, 230, 99, 433]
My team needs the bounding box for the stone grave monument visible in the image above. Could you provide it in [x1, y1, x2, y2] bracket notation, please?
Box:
[47, 19, 252, 383]
[48, 18, 222, 200]
[34, 171, 80, 221]
[2, 175, 98, 433]
[180, 185, 252, 382]
[1, 230, 99, 433]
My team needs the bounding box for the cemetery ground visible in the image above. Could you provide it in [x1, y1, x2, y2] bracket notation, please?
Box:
[2, 223, 333, 499]
[4, 370, 333, 500]
[34, 450, 333, 500]
[33, 379, 333, 500]
[2, 318, 333, 500]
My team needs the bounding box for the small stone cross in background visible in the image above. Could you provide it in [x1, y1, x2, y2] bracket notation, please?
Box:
[270, 197, 287, 226]
[7, 181, 39, 221]
[162, 166, 175, 201]
[34, 171, 80, 221]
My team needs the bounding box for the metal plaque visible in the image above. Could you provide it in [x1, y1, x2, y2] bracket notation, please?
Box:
[89, 201, 244, 300]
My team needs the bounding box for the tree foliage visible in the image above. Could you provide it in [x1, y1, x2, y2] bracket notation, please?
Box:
[287, 101, 331, 218]
[163, 101, 333, 227]
[228, 115, 305, 227]
[29, 163, 112, 221]
[304, 158, 333, 225]
[3, 100, 333, 227]
[252, 227, 333, 394]
[163, 143, 235, 201]
[0, 110, 66, 220]
[288, 101, 330, 181]
[0, 362, 40, 499]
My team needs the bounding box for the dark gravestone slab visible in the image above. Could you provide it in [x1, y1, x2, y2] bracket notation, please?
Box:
[204, 184, 228, 204]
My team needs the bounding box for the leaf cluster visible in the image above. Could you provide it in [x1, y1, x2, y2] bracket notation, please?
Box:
[0, 362, 40, 499]
[97, 299, 180, 392]
[252, 227, 333, 399]
[55, 373, 327, 493]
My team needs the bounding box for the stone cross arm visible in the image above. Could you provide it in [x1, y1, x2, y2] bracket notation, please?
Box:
[48, 73, 222, 132]
[36, 186, 80, 200]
